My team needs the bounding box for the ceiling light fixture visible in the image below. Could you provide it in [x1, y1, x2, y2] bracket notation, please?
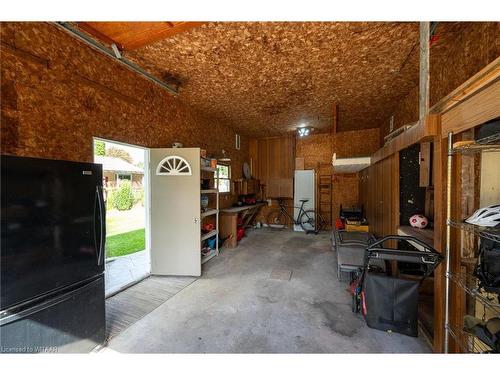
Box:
[297, 126, 312, 137]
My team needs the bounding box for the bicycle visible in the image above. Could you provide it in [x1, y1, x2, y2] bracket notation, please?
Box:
[266, 198, 325, 232]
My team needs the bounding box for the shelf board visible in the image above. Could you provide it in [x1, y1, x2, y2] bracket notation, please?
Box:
[397, 225, 434, 247]
[452, 132, 500, 154]
[448, 220, 500, 242]
[201, 229, 218, 241]
[201, 166, 217, 172]
[447, 323, 493, 353]
[201, 249, 217, 264]
[446, 271, 500, 314]
[201, 209, 218, 218]
[201, 189, 218, 194]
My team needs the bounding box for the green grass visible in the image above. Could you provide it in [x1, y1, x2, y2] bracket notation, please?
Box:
[106, 228, 145, 258]
[106, 206, 145, 236]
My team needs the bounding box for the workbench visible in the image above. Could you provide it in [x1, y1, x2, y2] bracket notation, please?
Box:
[220, 202, 265, 248]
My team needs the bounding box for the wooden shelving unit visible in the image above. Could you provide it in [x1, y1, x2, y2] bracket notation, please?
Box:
[444, 132, 500, 353]
[200, 159, 219, 265]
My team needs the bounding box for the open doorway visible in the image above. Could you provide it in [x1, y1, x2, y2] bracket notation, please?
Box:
[93, 138, 150, 296]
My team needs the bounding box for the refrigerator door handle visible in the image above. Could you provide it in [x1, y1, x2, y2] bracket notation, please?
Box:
[96, 185, 105, 266]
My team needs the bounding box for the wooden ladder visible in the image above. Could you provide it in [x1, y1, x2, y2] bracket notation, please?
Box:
[316, 162, 333, 228]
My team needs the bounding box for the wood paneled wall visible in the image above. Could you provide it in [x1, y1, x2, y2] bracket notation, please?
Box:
[249, 136, 295, 199]
[358, 155, 398, 237]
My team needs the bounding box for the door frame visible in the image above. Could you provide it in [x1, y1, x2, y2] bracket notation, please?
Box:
[92, 137, 151, 277]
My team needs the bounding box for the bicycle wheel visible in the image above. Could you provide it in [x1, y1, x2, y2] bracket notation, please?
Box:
[299, 210, 325, 232]
[266, 209, 288, 229]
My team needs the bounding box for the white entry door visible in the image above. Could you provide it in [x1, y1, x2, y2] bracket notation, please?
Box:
[149, 148, 201, 276]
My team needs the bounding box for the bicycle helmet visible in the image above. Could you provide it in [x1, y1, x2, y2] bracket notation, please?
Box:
[465, 204, 500, 227]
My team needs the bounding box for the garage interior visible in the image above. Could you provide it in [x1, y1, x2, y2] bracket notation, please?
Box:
[1, 20, 499, 355]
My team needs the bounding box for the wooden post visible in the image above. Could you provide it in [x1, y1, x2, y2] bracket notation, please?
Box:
[331, 104, 338, 135]
[419, 22, 430, 121]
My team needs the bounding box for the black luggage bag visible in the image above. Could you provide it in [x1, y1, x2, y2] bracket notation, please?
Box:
[360, 235, 443, 337]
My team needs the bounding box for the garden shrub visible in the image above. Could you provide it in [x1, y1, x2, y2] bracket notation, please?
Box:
[114, 180, 134, 211]
[106, 189, 116, 210]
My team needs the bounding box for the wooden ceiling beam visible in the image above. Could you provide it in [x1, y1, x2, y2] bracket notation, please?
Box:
[419, 22, 430, 121]
[331, 104, 338, 135]
[77, 22, 205, 51]
[78, 22, 121, 49]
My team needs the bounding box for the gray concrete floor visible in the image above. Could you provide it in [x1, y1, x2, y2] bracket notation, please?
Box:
[105, 228, 431, 353]
[105, 250, 149, 296]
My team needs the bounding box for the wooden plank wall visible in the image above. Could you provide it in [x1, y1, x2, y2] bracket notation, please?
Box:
[249, 135, 295, 199]
[249, 136, 295, 225]
[358, 155, 398, 237]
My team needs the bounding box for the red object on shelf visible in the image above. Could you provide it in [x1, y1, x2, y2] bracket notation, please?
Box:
[203, 223, 214, 232]
[237, 227, 245, 242]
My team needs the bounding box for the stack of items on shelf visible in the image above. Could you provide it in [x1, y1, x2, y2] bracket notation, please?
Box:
[200, 151, 220, 265]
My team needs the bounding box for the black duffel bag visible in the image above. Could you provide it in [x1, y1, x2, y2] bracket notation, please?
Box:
[475, 237, 500, 294]
[364, 273, 420, 337]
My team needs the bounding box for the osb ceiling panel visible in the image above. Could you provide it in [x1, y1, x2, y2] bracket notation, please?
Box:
[124, 22, 420, 137]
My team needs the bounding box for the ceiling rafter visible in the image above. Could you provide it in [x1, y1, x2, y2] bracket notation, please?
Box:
[77, 22, 205, 51]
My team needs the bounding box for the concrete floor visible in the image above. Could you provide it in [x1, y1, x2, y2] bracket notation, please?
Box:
[105, 228, 431, 353]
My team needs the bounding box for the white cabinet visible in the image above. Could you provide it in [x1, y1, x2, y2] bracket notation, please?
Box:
[293, 170, 315, 231]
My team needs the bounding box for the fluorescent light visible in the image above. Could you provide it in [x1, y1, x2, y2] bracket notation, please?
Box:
[297, 127, 312, 137]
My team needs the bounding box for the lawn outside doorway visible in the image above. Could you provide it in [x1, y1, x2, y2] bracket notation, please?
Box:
[106, 205, 145, 259]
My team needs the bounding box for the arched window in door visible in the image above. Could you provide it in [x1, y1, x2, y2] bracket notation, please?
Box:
[155, 156, 192, 176]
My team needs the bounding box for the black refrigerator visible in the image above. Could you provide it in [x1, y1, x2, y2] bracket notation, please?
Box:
[1, 155, 106, 353]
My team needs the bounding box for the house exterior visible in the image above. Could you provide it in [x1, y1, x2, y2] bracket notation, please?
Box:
[94, 155, 144, 188]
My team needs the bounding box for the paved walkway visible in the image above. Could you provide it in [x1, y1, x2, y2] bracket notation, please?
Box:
[105, 250, 150, 296]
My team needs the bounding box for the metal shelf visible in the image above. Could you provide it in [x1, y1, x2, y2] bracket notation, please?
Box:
[446, 271, 500, 314]
[201, 229, 218, 241]
[451, 132, 500, 154]
[201, 189, 218, 194]
[200, 164, 219, 265]
[201, 209, 218, 218]
[201, 166, 217, 172]
[446, 323, 493, 353]
[201, 249, 217, 264]
[444, 131, 500, 353]
[448, 220, 500, 243]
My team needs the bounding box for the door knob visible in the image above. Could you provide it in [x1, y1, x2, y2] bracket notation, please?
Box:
[194, 218, 199, 223]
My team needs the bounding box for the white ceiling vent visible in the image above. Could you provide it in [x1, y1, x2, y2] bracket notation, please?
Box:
[156, 156, 192, 176]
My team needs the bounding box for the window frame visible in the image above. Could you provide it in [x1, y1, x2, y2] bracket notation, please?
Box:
[116, 172, 132, 182]
[215, 163, 231, 194]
